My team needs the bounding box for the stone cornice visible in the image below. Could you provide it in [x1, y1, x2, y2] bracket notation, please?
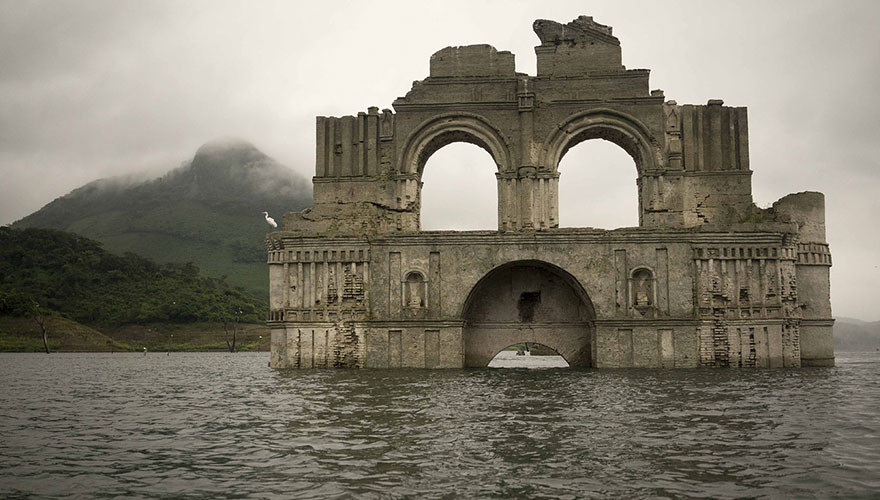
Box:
[549, 96, 664, 106]
[393, 101, 518, 112]
[354, 320, 465, 328]
[270, 229, 787, 250]
[594, 318, 701, 327]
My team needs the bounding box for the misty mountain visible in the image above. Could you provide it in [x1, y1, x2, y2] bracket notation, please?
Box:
[13, 139, 311, 295]
[833, 317, 880, 352]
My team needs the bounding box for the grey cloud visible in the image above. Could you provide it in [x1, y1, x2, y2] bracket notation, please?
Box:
[1, 0, 879, 320]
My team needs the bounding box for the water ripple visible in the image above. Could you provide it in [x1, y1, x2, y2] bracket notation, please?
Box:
[1, 352, 879, 498]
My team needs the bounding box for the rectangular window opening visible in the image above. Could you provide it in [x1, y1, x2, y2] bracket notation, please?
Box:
[518, 291, 541, 323]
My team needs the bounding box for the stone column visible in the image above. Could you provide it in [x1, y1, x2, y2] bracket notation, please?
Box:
[515, 78, 539, 230]
[517, 168, 537, 229]
[496, 172, 518, 231]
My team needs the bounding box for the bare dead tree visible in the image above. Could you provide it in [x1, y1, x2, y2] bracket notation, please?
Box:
[32, 301, 50, 354]
[222, 318, 233, 352]
[222, 309, 242, 353]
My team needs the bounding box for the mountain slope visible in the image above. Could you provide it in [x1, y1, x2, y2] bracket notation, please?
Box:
[14, 139, 311, 295]
[833, 317, 880, 352]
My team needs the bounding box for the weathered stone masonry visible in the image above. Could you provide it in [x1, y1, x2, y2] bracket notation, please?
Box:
[266, 16, 834, 369]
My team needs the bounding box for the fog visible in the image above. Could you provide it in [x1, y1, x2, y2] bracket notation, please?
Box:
[1, 0, 878, 319]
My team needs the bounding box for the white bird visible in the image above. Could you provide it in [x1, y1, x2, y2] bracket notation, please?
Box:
[262, 211, 277, 228]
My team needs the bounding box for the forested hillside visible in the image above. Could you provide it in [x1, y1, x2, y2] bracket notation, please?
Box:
[13, 139, 311, 296]
[0, 227, 264, 325]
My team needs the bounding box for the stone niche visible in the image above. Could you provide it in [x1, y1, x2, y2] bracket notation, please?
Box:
[266, 16, 833, 370]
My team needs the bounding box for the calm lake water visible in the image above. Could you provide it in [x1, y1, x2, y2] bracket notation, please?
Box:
[1, 351, 879, 499]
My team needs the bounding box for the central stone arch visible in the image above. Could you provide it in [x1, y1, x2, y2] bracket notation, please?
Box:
[397, 112, 513, 230]
[540, 108, 663, 226]
[461, 260, 595, 368]
[542, 108, 661, 174]
[400, 112, 513, 177]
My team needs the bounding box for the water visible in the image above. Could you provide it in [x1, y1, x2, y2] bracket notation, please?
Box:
[1, 352, 879, 499]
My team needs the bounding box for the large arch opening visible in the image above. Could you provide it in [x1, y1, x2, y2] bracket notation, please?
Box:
[400, 114, 510, 231]
[558, 139, 639, 228]
[420, 142, 497, 230]
[542, 110, 661, 230]
[462, 260, 595, 368]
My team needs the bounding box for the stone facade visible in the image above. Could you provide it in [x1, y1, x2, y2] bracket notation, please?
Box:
[266, 16, 833, 369]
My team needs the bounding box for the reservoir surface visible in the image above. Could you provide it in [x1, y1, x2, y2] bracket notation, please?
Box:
[1, 351, 879, 499]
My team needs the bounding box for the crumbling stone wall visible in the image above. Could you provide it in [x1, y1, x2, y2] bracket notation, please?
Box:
[267, 16, 833, 369]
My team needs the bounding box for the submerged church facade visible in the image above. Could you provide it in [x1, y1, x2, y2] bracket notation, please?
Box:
[266, 16, 833, 369]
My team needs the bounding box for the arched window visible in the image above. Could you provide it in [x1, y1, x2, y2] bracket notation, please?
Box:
[557, 139, 639, 229]
[404, 271, 427, 308]
[420, 143, 497, 230]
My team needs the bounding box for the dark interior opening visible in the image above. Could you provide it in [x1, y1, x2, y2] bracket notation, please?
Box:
[518, 291, 541, 322]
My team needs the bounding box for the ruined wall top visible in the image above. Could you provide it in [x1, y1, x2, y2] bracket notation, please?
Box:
[533, 15, 617, 44]
[427, 16, 624, 80]
[430, 45, 516, 78]
[287, 15, 825, 242]
[533, 16, 625, 76]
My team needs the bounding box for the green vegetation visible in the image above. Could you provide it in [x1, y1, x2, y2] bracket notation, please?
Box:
[2, 140, 306, 352]
[0, 316, 127, 352]
[103, 322, 269, 352]
[0, 227, 265, 327]
[13, 139, 311, 296]
[0, 316, 270, 352]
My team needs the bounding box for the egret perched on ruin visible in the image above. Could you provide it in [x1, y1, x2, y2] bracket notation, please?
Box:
[262, 211, 277, 228]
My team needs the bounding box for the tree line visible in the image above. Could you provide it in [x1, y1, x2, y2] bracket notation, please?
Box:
[0, 227, 265, 326]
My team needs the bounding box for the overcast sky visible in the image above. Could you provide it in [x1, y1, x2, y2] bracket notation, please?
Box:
[1, 0, 878, 320]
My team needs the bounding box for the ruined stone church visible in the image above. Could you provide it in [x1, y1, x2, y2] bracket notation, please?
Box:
[266, 16, 833, 369]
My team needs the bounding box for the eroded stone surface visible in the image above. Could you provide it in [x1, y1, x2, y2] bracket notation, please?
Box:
[266, 17, 833, 369]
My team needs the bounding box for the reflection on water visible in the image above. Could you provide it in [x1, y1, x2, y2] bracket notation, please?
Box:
[1, 352, 879, 499]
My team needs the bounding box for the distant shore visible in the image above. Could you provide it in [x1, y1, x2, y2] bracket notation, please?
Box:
[0, 315, 269, 353]
[4, 314, 877, 354]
